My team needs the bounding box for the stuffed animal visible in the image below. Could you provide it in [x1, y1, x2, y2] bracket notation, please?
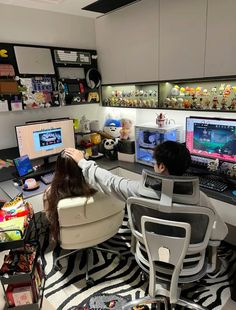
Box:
[120, 118, 132, 140]
[103, 119, 122, 139]
[103, 138, 118, 160]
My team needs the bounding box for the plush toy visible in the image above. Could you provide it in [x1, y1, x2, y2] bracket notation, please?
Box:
[103, 138, 118, 160]
[103, 119, 122, 139]
[120, 118, 132, 140]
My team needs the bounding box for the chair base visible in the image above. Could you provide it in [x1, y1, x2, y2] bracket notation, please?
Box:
[54, 245, 121, 285]
[122, 295, 208, 310]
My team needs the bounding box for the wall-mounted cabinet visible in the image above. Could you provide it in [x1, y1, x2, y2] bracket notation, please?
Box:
[102, 77, 236, 112]
[95, 0, 159, 84]
[102, 82, 158, 109]
[159, 0, 207, 80]
[205, 0, 236, 77]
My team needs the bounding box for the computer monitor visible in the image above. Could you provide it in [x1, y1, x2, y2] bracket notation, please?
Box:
[15, 119, 75, 161]
[186, 116, 236, 163]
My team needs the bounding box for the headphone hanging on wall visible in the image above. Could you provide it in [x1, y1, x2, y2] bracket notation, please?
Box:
[86, 68, 102, 89]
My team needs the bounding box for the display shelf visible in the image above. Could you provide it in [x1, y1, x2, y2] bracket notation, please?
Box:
[102, 82, 158, 109]
[159, 77, 236, 112]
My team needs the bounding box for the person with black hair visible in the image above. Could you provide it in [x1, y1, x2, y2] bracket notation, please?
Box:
[65, 141, 228, 241]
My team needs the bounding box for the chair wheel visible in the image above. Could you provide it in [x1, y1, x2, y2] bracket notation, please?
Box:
[86, 277, 94, 287]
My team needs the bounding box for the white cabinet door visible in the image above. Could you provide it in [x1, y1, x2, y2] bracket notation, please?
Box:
[95, 0, 159, 84]
[205, 0, 236, 77]
[159, 0, 207, 80]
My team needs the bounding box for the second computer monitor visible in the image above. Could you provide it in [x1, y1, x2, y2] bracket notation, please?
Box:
[186, 116, 236, 163]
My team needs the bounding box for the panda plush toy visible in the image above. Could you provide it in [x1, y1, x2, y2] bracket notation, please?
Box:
[103, 138, 118, 160]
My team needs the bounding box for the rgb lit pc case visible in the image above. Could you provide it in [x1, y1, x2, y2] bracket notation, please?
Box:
[135, 123, 183, 166]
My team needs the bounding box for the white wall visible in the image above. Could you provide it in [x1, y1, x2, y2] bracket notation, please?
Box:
[0, 3, 98, 149]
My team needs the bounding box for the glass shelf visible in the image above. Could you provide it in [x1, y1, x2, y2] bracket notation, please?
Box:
[159, 78, 236, 112]
[102, 82, 158, 109]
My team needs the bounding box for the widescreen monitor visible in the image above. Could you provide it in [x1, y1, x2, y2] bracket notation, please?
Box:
[15, 119, 75, 160]
[186, 116, 236, 163]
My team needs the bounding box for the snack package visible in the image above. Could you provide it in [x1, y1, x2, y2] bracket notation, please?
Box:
[0, 217, 26, 242]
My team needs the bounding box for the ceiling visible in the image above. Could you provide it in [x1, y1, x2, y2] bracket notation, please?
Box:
[0, 0, 140, 18]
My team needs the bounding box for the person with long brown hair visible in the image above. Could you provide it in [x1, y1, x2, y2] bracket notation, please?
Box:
[43, 150, 97, 242]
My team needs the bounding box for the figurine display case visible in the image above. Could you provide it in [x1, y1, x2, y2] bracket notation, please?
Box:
[159, 78, 236, 112]
[102, 82, 158, 109]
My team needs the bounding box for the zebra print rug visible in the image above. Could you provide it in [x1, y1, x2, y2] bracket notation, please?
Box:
[40, 214, 236, 310]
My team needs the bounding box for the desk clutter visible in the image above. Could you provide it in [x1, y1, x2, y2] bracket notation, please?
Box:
[0, 195, 33, 241]
[75, 116, 135, 162]
[0, 194, 45, 309]
[0, 42, 101, 111]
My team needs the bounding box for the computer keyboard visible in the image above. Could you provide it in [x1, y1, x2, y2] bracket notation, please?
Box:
[40, 172, 54, 185]
[198, 177, 228, 192]
[184, 173, 228, 192]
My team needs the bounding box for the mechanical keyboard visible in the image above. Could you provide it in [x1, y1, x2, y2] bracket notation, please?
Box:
[198, 176, 228, 192]
[40, 172, 54, 185]
[184, 173, 228, 192]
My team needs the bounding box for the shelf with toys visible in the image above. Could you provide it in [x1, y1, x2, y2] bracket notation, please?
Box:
[0, 194, 45, 309]
[101, 82, 158, 109]
[159, 77, 236, 112]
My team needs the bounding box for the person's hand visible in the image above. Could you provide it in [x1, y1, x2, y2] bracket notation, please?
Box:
[64, 148, 85, 164]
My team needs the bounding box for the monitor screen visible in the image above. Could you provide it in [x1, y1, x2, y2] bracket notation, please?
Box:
[13, 155, 33, 177]
[15, 119, 75, 160]
[186, 117, 236, 163]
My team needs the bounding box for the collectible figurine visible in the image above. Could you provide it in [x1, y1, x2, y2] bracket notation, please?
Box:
[221, 97, 227, 110]
[212, 97, 219, 110]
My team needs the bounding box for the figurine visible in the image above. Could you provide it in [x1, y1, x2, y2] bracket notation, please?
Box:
[207, 159, 219, 172]
[223, 84, 231, 97]
[120, 118, 132, 140]
[212, 97, 219, 110]
[183, 99, 191, 109]
[156, 113, 167, 128]
[191, 95, 198, 109]
[221, 97, 227, 110]
[229, 98, 236, 110]
[204, 98, 211, 110]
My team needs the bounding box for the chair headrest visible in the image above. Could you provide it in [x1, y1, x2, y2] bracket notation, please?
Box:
[140, 169, 200, 211]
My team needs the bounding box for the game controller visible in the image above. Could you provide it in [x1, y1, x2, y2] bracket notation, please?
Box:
[87, 92, 99, 103]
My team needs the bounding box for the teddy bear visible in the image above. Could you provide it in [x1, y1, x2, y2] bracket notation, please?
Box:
[120, 118, 132, 140]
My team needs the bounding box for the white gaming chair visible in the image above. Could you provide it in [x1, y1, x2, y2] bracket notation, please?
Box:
[54, 191, 125, 285]
[123, 170, 218, 310]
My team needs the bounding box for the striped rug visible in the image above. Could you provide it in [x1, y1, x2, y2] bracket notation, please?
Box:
[40, 214, 235, 310]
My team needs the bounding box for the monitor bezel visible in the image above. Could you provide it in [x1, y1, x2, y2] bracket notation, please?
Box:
[186, 116, 236, 163]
